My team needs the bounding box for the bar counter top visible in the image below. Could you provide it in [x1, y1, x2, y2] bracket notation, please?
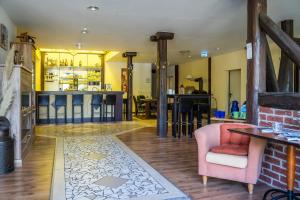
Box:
[37, 91, 124, 95]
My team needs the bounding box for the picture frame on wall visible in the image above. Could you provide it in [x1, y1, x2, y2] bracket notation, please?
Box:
[0, 24, 8, 50]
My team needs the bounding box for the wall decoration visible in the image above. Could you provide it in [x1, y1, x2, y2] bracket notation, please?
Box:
[0, 24, 8, 50]
[121, 68, 128, 92]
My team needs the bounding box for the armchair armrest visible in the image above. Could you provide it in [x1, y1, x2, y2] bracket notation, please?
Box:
[246, 137, 267, 184]
[195, 123, 221, 174]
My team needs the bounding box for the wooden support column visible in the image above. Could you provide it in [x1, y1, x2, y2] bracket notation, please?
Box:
[122, 52, 137, 121]
[278, 20, 294, 92]
[259, 13, 300, 66]
[150, 32, 174, 137]
[101, 55, 105, 89]
[295, 65, 300, 92]
[208, 57, 212, 94]
[265, 35, 279, 92]
[246, 0, 267, 125]
[294, 38, 300, 92]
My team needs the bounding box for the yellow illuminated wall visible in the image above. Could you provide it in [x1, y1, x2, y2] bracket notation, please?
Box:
[35, 49, 42, 91]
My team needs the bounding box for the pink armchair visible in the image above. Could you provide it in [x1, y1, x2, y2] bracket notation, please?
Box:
[194, 123, 267, 194]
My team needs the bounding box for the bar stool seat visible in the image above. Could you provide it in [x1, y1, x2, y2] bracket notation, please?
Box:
[37, 95, 50, 124]
[91, 94, 103, 122]
[55, 95, 67, 124]
[105, 95, 117, 121]
[72, 94, 84, 123]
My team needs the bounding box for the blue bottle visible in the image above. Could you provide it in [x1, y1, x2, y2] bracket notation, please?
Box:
[230, 101, 239, 117]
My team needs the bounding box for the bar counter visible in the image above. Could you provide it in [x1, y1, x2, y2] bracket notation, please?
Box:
[36, 91, 124, 124]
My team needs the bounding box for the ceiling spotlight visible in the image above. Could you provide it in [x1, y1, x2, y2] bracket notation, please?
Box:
[87, 6, 99, 11]
[76, 42, 82, 49]
[188, 55, 192, 58]
[81, 28, 88, 34]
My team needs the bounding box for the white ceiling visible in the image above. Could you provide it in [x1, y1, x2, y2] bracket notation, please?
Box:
[0, 0, 300, 64]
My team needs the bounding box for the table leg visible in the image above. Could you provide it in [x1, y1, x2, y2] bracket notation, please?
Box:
[172, 101, 177, 138]
[263, 145, 298, 200]
[145, 102, 150, 118]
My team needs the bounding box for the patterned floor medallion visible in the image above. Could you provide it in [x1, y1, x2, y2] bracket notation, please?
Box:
[37, 122, 189, 200]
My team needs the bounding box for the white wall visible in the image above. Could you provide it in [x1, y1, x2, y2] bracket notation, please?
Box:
[105, 61, 152, 97]
[0, 5, 17, 64]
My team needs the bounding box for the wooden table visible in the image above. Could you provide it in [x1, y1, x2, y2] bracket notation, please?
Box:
[229, 127, 300, 200]
[168, 94, 211, 138]
[140, 99, 157, 119]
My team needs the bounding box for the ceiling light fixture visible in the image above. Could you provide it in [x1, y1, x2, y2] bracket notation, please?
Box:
[81, 28, 88, 34]
[76, 42, 82, 49]
[216, 47, 220, 51]
[87, 6, 99, 11]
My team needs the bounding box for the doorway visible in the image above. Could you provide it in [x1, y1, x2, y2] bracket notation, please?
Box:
[228, 69, 241, 113]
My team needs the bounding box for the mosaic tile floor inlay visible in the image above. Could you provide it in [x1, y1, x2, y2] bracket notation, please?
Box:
[43, 122, 189, 200]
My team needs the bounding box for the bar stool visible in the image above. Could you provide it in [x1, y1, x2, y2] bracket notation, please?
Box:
[54, 95, 67, 124]
[72, 94, 84, 123]
[177, 98, 194, 138]
[37, 95, 50, 124]
[91, 94, 103, 122]
[105, 94, 116, 121]
[122, 98, 127, 120]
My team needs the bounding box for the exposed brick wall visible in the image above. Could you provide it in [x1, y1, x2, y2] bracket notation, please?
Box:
[258, 106, 300, 191]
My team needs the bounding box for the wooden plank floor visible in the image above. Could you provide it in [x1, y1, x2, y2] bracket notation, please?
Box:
[0, 136, 55, 200]
[0, 124, 271, 200]
[118, 127, 271, 200]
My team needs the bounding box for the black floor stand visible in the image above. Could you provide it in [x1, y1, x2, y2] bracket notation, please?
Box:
[263, 189, 300, 200]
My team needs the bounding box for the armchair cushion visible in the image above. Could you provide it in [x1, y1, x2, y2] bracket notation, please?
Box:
[210, 144, 249, 156]
[206, 152, 248, 169]
[220, 124, 251, 146]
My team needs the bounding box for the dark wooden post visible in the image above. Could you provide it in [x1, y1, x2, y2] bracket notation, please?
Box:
[101, 55, 105, 89]
[150, 32, 174, 137]
[265, 34, 279, 92]
[278, 20, 294, 92]
[246, 0, 267, 125]
[122, 52, 137, 121]
[208, 57, 212, 94]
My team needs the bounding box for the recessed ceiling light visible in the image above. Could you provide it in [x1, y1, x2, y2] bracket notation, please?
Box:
[188, 55, 192, 58]
[216, 47, 220, 51]
[87, 6, 99, 11]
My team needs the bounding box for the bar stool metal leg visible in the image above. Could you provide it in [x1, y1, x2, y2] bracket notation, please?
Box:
[55, 106, 58, 124]
[64, 106, 67, 123]
[47, 106, 50, 124]
[72, 105, 75, 123]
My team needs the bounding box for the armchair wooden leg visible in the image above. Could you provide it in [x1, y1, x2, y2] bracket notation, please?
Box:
[202, 176, 208, 185]
[248, 184, 254, 194]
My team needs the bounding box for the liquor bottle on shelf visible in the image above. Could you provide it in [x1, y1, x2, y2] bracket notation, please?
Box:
[79, 60, 82, 67]
[70, 59, 73, 66]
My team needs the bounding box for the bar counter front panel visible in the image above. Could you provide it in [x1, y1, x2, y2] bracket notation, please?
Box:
[36, 91, 124, 124]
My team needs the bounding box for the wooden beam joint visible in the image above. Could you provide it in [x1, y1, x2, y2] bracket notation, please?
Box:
[150, 32, 174, 42]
